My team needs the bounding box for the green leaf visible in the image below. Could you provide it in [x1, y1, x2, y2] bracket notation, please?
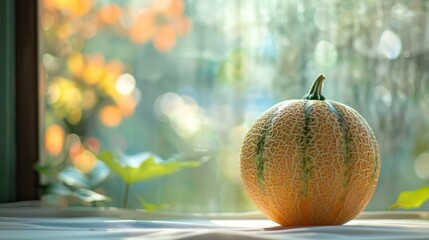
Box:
[97, 151, 134, 183]
[389, 186, 429, 210]
[74, 188, 111, 203]
[87, 161, 110, 187]
[98, 150, 203, 184]
[138, 196, 169, 212]
[34, 163, 55, 177]
[42, 183, 110, 203]
[217, 49, 246, 83]
[59, 167, 89, 188]
[131, 156, 201, 182]
[40, 183, 68, 196]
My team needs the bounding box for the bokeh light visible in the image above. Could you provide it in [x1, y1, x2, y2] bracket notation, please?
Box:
[118, 94, 137, 117]
[99, 4, 121, 25]
[415, 153, 429, 179]
[71, 149, 97, 174]
[99, 105, 123, 127]
[314, 40, 337, 67]
[82, 54, 105, 85]
[47, 82, 61, 104]
[67, 133, 82, 154]
[390, 3, 412, 29]
[373, 85, 392, 109]
[45, 124, 65, 156]
[86, 136, 100, 153]
[115, 73, 136, 95]
[154, 92, 206, 138]
[379, 30, 401, 59]
[128, 0, 190, 52]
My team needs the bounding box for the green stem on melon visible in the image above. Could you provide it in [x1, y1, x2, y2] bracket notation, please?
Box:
[303, 74, 326, 100]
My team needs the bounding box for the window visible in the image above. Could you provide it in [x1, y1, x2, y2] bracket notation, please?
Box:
[39, 0, 429, 212]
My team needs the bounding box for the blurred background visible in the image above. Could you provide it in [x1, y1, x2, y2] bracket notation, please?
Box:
[40, 0, 429, 212]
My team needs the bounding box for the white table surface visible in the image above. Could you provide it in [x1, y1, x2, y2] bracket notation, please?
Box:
[1, 203, 428, 240]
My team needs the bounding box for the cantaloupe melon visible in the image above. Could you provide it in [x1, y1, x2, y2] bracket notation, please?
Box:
[240, 74, 380, 226]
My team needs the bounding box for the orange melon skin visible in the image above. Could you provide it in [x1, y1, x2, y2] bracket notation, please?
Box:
[240, 100, 380, 226]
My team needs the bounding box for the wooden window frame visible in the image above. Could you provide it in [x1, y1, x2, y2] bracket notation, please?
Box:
[0, 0, 40, 202]
[15, 0, 39, 201]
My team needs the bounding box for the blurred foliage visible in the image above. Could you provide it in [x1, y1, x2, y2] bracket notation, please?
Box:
[96, 150, 204, 208]
[37, 162, 111, 205]
[139, 196, 169, 212]
[98, 151, 203, 185]
[41, 183, 111, 205]
[390, 186, 429, 210]
[217, 49, 247, 84]
[40, 0, 195, 210]
[40, 0, 429, 212]
[128, 0, 191, 52]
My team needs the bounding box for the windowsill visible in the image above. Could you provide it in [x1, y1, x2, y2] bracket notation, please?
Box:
[1, 201, 429, 239]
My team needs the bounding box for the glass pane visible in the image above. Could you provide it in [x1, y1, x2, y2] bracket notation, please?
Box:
[40, 0, 429, 212]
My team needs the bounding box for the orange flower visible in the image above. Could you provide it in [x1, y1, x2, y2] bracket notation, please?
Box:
[82, 54, 106, 85]
[67, 53, 123, 88]
[71, 147, 98, 173]
[129, 0, 191, 52]
[45, 0, 93, 19]
[45, 124, 65, 156]
[118, 94, 137, 117]
[154, 0, 183, 16]
[63, 53, 138, 123]
[153, 26, 177, 52]
[99, 105, 123, 127]
[67, 52, 85, 77]
[48, 77, 83, 124]
[130, 10, 156, 44]
[99, 4, 122, 25]
[56, 22, 74, 39]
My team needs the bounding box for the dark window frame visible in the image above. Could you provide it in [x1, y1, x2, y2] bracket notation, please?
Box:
[0, 0, 16, 203]
[14, 0, 40, 201]
[0, 0, 39, 202]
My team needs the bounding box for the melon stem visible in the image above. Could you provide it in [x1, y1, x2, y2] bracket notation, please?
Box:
[303, 74, 326, 100]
